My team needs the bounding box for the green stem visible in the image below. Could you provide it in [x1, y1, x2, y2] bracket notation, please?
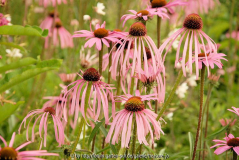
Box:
[192, 65, 206, 160]
[99, 43, 104, 75]
[130, 78, 135, 95]
[131, 114, 137, 160]
[156, 70, 183, 121]
[202, 84, 213, 160]
[108, 43, 112, 84]
[233, 150, 238, 160]
[157, 16, 161, 48]
[116, 148, 126, 160]
[68, 118, 85, 160]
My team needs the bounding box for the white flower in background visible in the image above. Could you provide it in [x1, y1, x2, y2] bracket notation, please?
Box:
[79, 46, 98, 69]
[6, 49, 23, 58]
[4, 14, 12, 25]
[176, 82, 188, 99]
[186, 75, 197, 87]
[34, 7, 44, 13]
[83, 15, 91, 21]
[175, 62, 182, 69]
[166, 112, 174, 121]
[91, 18, 100, 26]
[93, 2, 105, 15]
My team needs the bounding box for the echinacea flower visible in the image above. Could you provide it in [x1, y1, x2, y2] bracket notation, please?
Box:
[186, 0, 219, 15]
[226, 30, 239, 41]
[121, 9, 167, 26]
[105, 91, 164, 148]
[147, 0, 187, 15]
[210, 134, 239, 155]
[40, 10, 59, 30]
[62, 68, 115, 124]
[0, 0, 5, 6]
[59, 73, 77, 84]
[73, 21, 120, 51]
[45, 18, 74, 48]
[219, 118, 236, 127]
[18, 98, 65, 148]
[39, 0, 67, 7]
[160, 13, 218, 78]
[79, 46, 98, 68]
[0, 13, 9, 26]
[110, 22, 161, 80]
[228, 107, 239, 116]
[0, 132, 58, 160]
[93, 2, 106, 15]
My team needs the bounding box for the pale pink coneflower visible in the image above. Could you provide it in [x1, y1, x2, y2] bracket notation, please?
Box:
[79, 46, 98, 69]
[121, 9, 168, 27]
[0, 13, 9, 26]
[219, 118, 236, 127]
[40, 11, 59, 30]
[159, 13, 218, 78]
[59, 73, 77, 84]
[0, 132, 58, 160]
[39, 0, 67, 7]
[62, 68, 115, 124]
[105, 91, 164, 148]
[228, 107, 239, 116]
[44, 18, 74, 49]
[18, 97, 65, 148]
[110, 22, 161, 80]
[186, 0, 219, 15]
[147, 0, 187, 15]
[73, 21, 121, 51]
[210, 133, 239, 155]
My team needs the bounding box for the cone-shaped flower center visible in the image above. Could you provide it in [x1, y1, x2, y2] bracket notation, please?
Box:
[129, 22, 147, 36]
[0, 147, 18, 160]
[151, 0, 167, 8]
[227, 138, 239, 147]
[137, 10, 149, 16]
[198, 53, 209, 57]
[55, 20, 62, 28]
[48, 10, 59, 18]
[125, 96, 145, 112]
[114, 29, 122, 32]
[83, 68, 100, 81]
[94, 28, 109, 38]
[44, 107, 56, 115]
[183, 13, 203, 30]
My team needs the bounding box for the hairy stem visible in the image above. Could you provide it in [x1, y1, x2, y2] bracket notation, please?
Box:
[99, 43, 104, 75]
[192, 65, 206, 160]
[157, 16, 161, 48]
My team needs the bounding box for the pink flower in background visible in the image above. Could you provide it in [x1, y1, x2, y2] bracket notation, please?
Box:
[105, 91, 164, 148]
[40, 11, 58, 30]
[39, 0, 67, 7]
[0, 132, 58, 160]
[59, 73, 77, 84]
[211, 134, 239, 155]
[160, 13, 218, 78]
[73, 21, 121, 51]
[62, 68, 115, 124]
[121, 9, 168, 26]
[0, 13, 9, 26]
[147, 0, 187, 15]
[228, 107, 239, 116]
[186, 0, 219, 15]
[219, 118, 236, 127]
[110, 22, 161, 81]
[0, 0, 5, 6]
[79, 46, 98, 69]
[226, 30, 239, 41]
[45, 18, 74, 48]
[18, 97, 65, 148]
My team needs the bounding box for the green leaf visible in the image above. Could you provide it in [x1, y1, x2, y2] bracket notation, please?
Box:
[0, 25, 48, 37]
[206, 125, 228, 139]
[88, 119, 105, 147]
[0, 57, 37, 73]
[0, 59, 62, 93]
[188, 132, 194, 159]
[0, 101, 24, 123]
[0, 42, 27, 52]
[96, 146, 110, 154]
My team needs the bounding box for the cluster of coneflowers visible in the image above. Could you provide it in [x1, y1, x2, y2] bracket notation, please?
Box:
[0, 0, 237, 160]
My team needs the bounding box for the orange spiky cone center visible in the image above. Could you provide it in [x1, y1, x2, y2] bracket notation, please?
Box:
[94, 28, 109, 38]
[151, 0, 167, 8]
[183, 13, 203, 30]
[125, 96, 145, 112]
[129, 22, 147, 36]
[83, 68, 100, 81]
[198, 53, 210, 57]
[0, 147, 18, 160]
[137, 10, 150, 16]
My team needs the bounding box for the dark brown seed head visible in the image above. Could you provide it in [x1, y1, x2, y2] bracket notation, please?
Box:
[227, 138, 239, 147]
[183, 13, 203, 30]
[198, 53, 210, 57]
[83, 68, 100, 81]
[129, 22, 147, 36]
[125, 96, 145, 112]
[44, 107, 56, 115]
[137, 10, 150, 16]
[48, 10, 59, 18]
[151, 0, 167, 8]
